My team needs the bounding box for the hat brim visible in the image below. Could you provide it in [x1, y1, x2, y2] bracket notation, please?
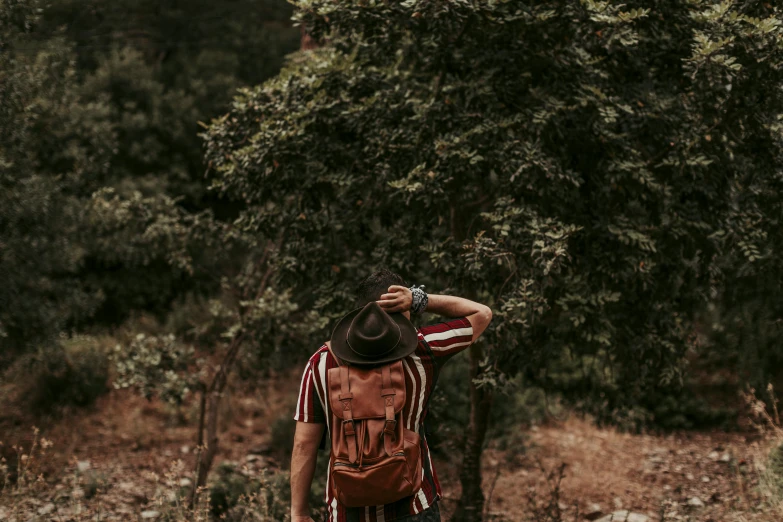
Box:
[330, 307, 419, 365]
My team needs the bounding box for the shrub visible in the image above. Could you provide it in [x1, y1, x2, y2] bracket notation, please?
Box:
[268, 416, 297, 467]
[209, 463, 291, 521]
[425, 355, 471, 458]
[21, 336, 109, 414]
[210, 462, 259, 518]
[110, 333, 202, 406]
[768, 443, 783, 497]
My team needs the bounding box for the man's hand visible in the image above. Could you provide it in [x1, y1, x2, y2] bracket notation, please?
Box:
[377, 285, 412, 313]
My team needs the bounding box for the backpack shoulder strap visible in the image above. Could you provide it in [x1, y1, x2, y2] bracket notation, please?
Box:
[326, 342, 344, 367]
[326, 342, 359, 463]
[380, 363, 397, 456]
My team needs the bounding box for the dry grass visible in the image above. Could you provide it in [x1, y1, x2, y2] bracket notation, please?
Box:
[742, 385, 783, 518]
[437, 414, 778, 521]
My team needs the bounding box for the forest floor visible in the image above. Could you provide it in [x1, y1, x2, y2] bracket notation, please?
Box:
[1, 371, 781, 522]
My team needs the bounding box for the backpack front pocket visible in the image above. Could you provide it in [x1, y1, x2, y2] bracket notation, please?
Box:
[332, 454, 415, 507]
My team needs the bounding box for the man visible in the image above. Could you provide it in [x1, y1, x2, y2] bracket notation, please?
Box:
[291, 269, 493, 522]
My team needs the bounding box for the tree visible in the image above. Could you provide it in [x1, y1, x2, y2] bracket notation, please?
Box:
[0, 0, 301, 358]
[0, 0, 105, 357]
[203, 1, 783, 519]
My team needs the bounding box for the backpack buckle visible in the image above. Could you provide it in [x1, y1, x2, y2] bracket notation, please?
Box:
[382, 419, 396, 436]
[343, 419, 356, 436]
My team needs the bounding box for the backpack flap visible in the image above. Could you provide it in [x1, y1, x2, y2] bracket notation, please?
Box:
[327, 360, 406, 420]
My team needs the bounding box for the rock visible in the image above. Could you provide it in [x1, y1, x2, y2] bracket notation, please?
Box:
[686, 473, 695, 481]
[77, 460, 91, 472]
[708, 451, 720, 460]
[584, 503, 604, 521]
[180, 445, 190, 454]
[701, 475, 710, 483]
[557, 501, 567, 510]
[141, 510, 160, 519]
[720, 453, 731, 463]
[118, 482, 147, 503]
[595, 511, 649, 522]
[179, 478, 192, 487]
[687, 497, 705, 508]
[38, 503, 56, 515]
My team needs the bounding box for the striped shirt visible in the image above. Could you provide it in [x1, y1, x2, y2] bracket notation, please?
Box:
[294, 318, 474, 522]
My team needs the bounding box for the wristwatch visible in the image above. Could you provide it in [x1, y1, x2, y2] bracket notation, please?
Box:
[409, 285, 428, 315]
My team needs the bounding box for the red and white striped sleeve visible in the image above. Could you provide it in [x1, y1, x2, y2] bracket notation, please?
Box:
[293, 354, 326, 424]
[419, 317, 474, 363]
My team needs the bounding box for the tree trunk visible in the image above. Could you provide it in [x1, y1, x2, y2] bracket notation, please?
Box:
[190, 334, 245, 505]
[447, 197, 495, 522]
[189, 239, 278, 506]
[453, 343, 494, 522]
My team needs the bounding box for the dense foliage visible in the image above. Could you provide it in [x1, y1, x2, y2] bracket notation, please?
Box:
[0, 0, 298, 359]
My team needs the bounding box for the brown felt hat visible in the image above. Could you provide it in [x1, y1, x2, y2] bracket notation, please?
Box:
[330, 302, 419, 365]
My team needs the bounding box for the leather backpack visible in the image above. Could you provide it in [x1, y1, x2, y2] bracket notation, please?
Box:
[326, 354, 423, 507]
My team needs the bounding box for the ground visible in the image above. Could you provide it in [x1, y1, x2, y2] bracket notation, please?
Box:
[1, 372, 780, 522]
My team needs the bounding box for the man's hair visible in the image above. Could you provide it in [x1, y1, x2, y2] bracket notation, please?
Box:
[355, 268, 408, 308]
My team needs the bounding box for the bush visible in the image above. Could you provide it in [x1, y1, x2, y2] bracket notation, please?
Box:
[268, 416, 297, 467]
[209, 463, 291, 521]
[210, 462, 260, 518]
[20, 336, 109, 414]
[110, 333, 201, 406]
[768, 443, 783, 497]
[426, 355, 471, 458]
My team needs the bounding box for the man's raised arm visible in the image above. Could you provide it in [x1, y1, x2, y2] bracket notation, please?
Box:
[424, 294, 492, 342]
[378, 286, 492, 342]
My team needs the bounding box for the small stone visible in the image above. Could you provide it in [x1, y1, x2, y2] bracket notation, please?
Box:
[708, 451, 719, 460]
[687, 497, 705, 508]
[179, 478, 192, 487]
[557, 501, 567, 510]
[701, 475, 710, 483]
[595, 511, 649, 522]
[180, 445, 190, 454]
[141, 510, 160, 519]
[612, 497, 623, 509]
[584, 503, 604, 521]
[720, 453, 731, 463]
[77, 460, 90, 472]
[686, 473, 695, 481]
[38, 503, 55, 515]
